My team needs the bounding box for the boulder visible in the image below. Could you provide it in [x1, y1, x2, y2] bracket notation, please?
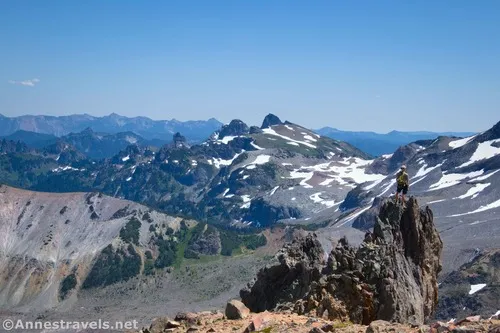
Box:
[225, 299, 250, 320]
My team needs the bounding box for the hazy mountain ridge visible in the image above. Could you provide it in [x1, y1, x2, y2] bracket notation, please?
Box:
[316, 126, 476, 156]
[0, 113, 223, 143]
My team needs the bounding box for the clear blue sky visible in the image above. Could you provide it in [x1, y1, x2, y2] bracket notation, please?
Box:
[1, 1, 499, 132]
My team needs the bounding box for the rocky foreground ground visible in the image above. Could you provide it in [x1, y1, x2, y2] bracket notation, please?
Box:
[137, 309, 500, 333]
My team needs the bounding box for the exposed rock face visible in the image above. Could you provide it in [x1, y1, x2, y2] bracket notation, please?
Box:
[249, 126, 263, 134]
[172, 132, 189, 149]
[219, 120, 249, 138]
[244, 198, 302, 227]
[261, 114, 283, 129]
[240, 197, 443, 325]
[240, 234, 325, 312]
[475, 120, 500, 142]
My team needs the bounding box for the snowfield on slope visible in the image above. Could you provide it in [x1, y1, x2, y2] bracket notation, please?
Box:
[469, 283, 487, 295]
[448, 198, 500, 217]
[458, 139, 500, 167]
[286, 157, 385, 189]
[448, 135, 477, 149]
[262, 127, 317, 148]
[428, 170, 484, 191]
[454, 183, 490, 200]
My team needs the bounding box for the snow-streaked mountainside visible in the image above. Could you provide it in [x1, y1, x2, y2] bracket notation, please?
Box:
[0, 113, 222, 143]
[1, 114, 498, 236]
[328, 120, 500, 274]
[0, 114, 383, 227]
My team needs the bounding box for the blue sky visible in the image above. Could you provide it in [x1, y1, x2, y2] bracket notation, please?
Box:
[1, 1, 499, 132]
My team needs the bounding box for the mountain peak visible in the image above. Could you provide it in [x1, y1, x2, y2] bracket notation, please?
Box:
[218, 119, 249, 138]
[172, 132, 189, 148]
[81, 127, 94, 134]
[261, 114, 283, 129]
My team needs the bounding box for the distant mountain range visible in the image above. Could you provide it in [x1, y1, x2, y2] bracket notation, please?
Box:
[0, 113, 477, 157]
[315, 127, 476, 156]
[0, 113, 223, 143]
[1, 128, 169, 159]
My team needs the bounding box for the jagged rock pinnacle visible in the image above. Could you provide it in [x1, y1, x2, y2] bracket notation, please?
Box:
[240, 197, 443, 325]
[261, 114, 283, 129]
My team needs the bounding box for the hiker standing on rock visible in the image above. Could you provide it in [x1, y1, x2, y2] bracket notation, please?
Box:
[395, 164, 409, 206]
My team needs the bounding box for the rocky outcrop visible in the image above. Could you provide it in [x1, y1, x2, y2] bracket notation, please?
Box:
[261, 114, 283, 129]
[240, 233, 325, 312]
[219, 120, 249, 139]
[240, 197, 443, 325]
[172, 132, 189, 149]
[249, 126, 263, 134]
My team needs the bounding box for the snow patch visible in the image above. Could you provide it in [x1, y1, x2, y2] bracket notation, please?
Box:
[309, 192, 337, 208]
[415, 162, 443, 178]
[270, 186, 279, 196]
[126, 177, 132, 182]
[122, 155, 130, 162]
[52, 166, 82, 172]
[427, 199, 447, 204]
[251, 141, 265, 150]
[287, 142, 300, 146]
[449, 198, 500, 217]
[210, 153, 243, 169]
[471, 170, 499, 181]
[262, 127, 317, 148]
[455, 183, 490, 200]
[458, 139, 500, 167]
[285, 125, 295, 131]
[218, 136, 237, 144]
[240, 195, 252, 208]
[303, 135, 317, 142]
[288, 170, 314, 188]
[428, 170, 484, 191]
[469, 284, 487, 295]
[449, 135, 477, 149]
[320, 178, 336, 186]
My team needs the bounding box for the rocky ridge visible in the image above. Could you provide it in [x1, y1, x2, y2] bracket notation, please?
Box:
[241, 197, 442, 325]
